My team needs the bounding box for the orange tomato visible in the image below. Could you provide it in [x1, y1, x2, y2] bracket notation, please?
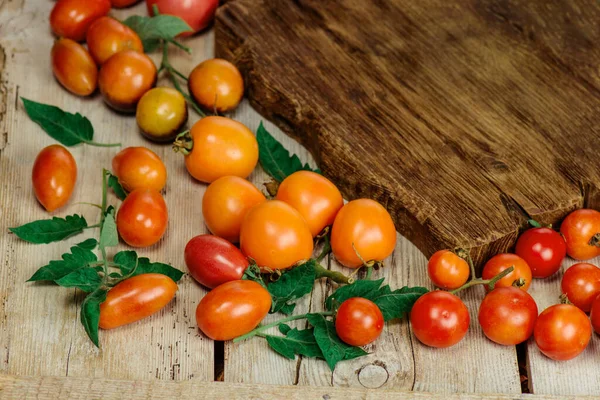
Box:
[202, 176, 266, 243]
[112, 147, 167, 192]
[32, 145, 77, 212]
[51, 38, 97, 97]
[188, 58, 244, 112]
[560, 209, 600, 260]
[86, 16, 144, 65]
[330, 199, 396, 268]
[240, 200, 313, 270]
[560, 263, 600, 312]
[482, 253, 532, 291]
[111, 0, 142, 7]
[50, 0, 111, 42]
[116, 189, 168, 247]
[427, 250, 470, 290]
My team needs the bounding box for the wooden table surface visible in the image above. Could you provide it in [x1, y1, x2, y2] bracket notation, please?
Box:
[0, 1, 598, 398]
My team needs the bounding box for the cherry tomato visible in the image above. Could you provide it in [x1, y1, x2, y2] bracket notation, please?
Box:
[176, 116, 258, 183]
[534, 304, 591, 361]
[515, 227, 566, 278]
[482, 253, 532, 291]
[112, 147, 167, 193]
[185, 235, 249, 289]
[410, 291, 470, 348]
[136, 87, 188, 142]
[589, 295, 600, 334]
[330, 199, 396, 268]
[111, 0, 141, 7]
[86, 16, 144, 65]
[146, 0, 218, 36]
[335, 297, 384, 346]
[50, 0, 111, 42]
[240, 200, 313, 270]
[202, 176, 266, 243]
[427, 250, 470, 290]
[99, 273, 177, 329]
[188, 58, 244, 112]
[478, 287, 538, 345]
[116, 189, 168, 247]
[51, 38, 97, 97]
[196, 280, 271, 340]
[99, 50, 157, 112]
[32, 145, 77, 212]
[560, 263, 600, 312]
[276, 171, 343, 237]
[560, 209, 600, 260]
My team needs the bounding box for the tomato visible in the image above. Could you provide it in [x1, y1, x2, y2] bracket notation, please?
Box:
[111, 0, 141, 7]
[146, 0, 218, 36]
[590, 295, 600, 334]
[335, 297, 384, 346]
[427, 250, 470, 290]
[175, 116, 258, 183]
[99, 273, 177, 329]
[560, 263, 600, 312]
[112, 147, 167, 193]
[99, 50, 157, 113]
[481, 253, 532, 291]
[410, 291, 470, 348]
[50, 0, 111, 42]
[276, 171, 343, 237]
[196, 280, 271, 340]
[185, 235, 249, 289]
[534, 304, 591, 361]
[51, 38, 97, 97]
[32, 145, 77, 212]
[202, 176, 266, 243]
[86, 17, 144, 65]
[330, 199, 396, 268]
[515, 227, 566, 278]
[560, 209, 600, 260]
[188, 59, 244, 112]
[478, 287, 538, 345]
[136, 87, 188, 142]
[116, 189, 168, 247]
[240, 200, 313, 270]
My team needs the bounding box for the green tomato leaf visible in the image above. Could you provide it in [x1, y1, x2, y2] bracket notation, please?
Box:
[123, 14, 192, 52]
[28, 243, 98, 282]
[107, 172, 128, 200]
[113, 250, 138, 275]
[130, 257, 184, 282]
[371, 285, 428, 321]
[278, 303, 296, 315]
[75, 238, 98, 250]
[325, 278, 385, 310]
[343, 345, 368, 361]
[266, 327, 324, 360]
[268, 260, 316, 314]
[10, 214, 88, 244]
[99, 212, 118, 249]
[81, 290, 107, 347]
[55, 268, 102, 292]
[278, 323, 292, 335]
[242, 263, 267, 289]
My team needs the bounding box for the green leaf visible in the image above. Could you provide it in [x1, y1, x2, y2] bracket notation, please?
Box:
[257, 122, 320, 182]
[343, 346, 368, 361]
[107, 173, 128, 200]
[278, 323, 291, 335]
[268, 261, 316, 314]
[123, 14, 192, 52]
[129, 258, 184, 282]
[81, 290, 107, 347]
[266, 327, 324, 360]
[28, 244, 97, 282]
[325, 278, 385, 310]
[279, 303, 296, 315]
[113, 250, 138, 275]
[372, 286, 428, 321]
[76, 238, 97, 250]
[528, 219, 542, 228]
[10, 214, 88, 244]
[55, 268, 102, 292]
[99, 212, 118, 249]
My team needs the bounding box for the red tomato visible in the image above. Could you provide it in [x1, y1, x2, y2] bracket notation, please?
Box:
[50, 0, 111, 42]
[196, 280, 271, 340]
[86, 16, 144, 65]
[185, 235, 249, 289]
[99, 273, 177, 329]
[51, 38, 97, 97]
[410, 291, 470, 348]
[534, 304, 591, 361]
[116, 189, 168, 247]
[560, 263, 600, 312]
[427, 250, 470, 290]
[32, 145, 77, 212]
[482, 253, 532, 291]
[112, 147, 167, 193]
[335, 297, 384, 346]
[590, 295, 600, 335]
[515, 227, 566, 278]
[560, 209, 600, 260]
[146, 0, 218, 36]
[478, 287, 538, 345]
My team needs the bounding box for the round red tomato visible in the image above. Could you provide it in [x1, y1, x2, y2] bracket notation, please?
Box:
[560, 209, 600, 260]
[50, 0, 111, 42]
[335, 297, 384, 346]
[146, 0, 218, 36]
[515, 227, 566, 278]
[112, 147, 167, 193]
[482, 253, 532, 291]
[116, 189, 168, 247]
[560, 263, 600, 312]
[427, 250, 470, 290]
[534, 304, 591, 361]
[590, 295, 600, 335]
[185, 235, 249, 289]
[32, 145, 77, 212]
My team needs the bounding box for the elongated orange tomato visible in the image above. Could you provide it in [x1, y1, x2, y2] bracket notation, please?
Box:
[32, 145, 77, 212]
[116, 189, 168, 247]
[51, 38, 98, 96]
[86, 16, 144, 65]
[50, 0, 111, 42]
[112, 147, 167, 192]
[99, 273, 177, 329]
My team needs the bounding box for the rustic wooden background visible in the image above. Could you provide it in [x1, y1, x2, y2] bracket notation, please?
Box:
[0, 1, 599, 398]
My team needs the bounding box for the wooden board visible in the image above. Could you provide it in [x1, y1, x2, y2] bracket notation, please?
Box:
[214, 0, 600, 267]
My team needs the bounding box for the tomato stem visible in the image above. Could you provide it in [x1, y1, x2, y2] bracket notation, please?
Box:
[455, 248, 476, 280]
[450, 266, 515, 294]
[589, 233, 600, 248]
[83, 140, 122, 148]
[233, 311, 336, 343]
[365, 266, 373, 280]
[313, 262, 354, 284]
[172, 130, 193, 155]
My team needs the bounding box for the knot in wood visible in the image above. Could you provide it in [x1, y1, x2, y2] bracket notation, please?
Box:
[357, 362, 389, 389]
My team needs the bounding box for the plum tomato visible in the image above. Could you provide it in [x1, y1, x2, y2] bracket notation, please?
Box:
[99, 273, 177, 329]
[136, 87, 188, 142]
[515, 227, 566, 278]
[478, 287, 538, 345]
[560, 209, 600, 260]
[175, 116, 258, 183]
[276, 171, 343, 237]
[99, 50, 157, 113]
[482, 253, 532, 291]
[116, 189, 168, 247]
[427, 250, 470, 290]
[335, 297, 384, 346]
[240, 200, 313, 270]
[202, 176, 266, 243]
[50, 0, 111, 42]
[196, 280, 271, 340]
[330, 199, 396, 268]
[112, 147, 167, 193]
[111, 0, 142, 7]
[590, 295, 600, 335]
[32, 145, 77, 212]
[410, 291, 470, 348]
[146, 0, 218, 36]
[184, 234, 249, 289]
[51, 38, 97, 97]
[534, 304, 591, 361]
[560, 263, 600, 312]
[86, 16, 144, 65]
[188, 58, 244, 112]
